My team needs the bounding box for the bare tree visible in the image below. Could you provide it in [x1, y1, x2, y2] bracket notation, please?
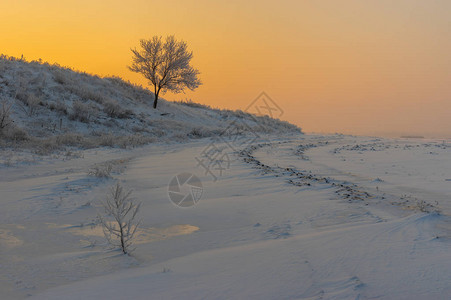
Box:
[0, 100, 13, 130]
[129, 36, 202, 109]
[98, 183, 141, 254]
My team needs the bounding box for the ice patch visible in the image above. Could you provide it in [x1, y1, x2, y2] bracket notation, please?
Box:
[0, 229, 23, 248]
[64, 224, 199, 244]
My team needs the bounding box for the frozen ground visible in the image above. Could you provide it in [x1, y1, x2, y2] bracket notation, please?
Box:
[1, 134, 450, 299]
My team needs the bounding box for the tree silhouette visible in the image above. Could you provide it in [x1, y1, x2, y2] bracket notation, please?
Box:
[129, 36, 202, 109]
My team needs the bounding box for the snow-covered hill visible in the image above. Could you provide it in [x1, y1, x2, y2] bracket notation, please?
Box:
[0, 55, 301, 151]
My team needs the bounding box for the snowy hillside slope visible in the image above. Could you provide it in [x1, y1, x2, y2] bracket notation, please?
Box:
[0, 55, 300, 151]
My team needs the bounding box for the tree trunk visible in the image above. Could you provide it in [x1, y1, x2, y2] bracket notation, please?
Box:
[119, 224, 126, 254]
[153, 95, 158, 109]
[153, 87, 159, 109]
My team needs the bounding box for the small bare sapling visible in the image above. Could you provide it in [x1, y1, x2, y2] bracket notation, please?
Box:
[99, 183, 141, 254]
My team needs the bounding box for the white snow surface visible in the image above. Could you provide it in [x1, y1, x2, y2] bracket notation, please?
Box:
[1, 134, 450, 299]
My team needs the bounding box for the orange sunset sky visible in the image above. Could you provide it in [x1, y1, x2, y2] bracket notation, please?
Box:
[1, 0, 450, 137]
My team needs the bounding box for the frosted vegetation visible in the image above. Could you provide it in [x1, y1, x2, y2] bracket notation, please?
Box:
[129, 35, 202, 109]
[0, 55, 300, 153]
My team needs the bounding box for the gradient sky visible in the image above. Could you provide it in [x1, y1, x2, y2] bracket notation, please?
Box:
[1, 0, 450, 137]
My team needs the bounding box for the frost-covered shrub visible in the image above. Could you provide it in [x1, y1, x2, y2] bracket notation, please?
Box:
[188, 127, 204, 138]
[54, 72, 67, 85]
[70, 100, 90, 123]
[172, 132, 188, 142]
[29, 72, 46, 89]
[150, 128, 166, 137]
[177, 99, 210, 109]
[131, 125, 151, 134]
[99, 133, 115, 147]
[93, 133, 155, 149]
[1, 125, 29, 141]
[0, 59, 7, 73]
[52, 69, 72, 85]
[15, 91, 41, 117]
[188, 127, 220, 138]
[414, 200, 440, 214]
[252, 114, 300, 134]
[15, 90, 28, 102]
[103, 119, 118, 128]
[49, 100, 68, 115]
[106, 77, 153, 104]
[34, 139, 60, 155]
[117, 134, 155, 148]
[21, 94, 41, 117]
[55, 132, 85, 146]
[67, 85, 105, 104]
[103, 99, 133, 119]
[230, 110, 251, 119]
[88, 163, 113, 178]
